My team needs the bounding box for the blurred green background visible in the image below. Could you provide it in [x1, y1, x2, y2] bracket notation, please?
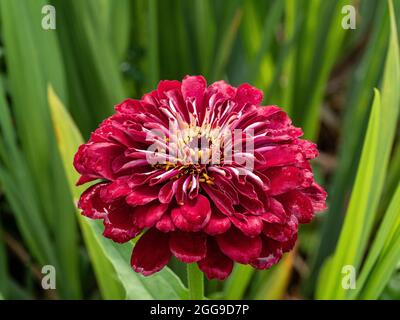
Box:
[1, 0, 400, 300]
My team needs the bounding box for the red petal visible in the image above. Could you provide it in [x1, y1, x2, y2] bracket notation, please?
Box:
[250, 237, 283, 270]
[76, 174, 96, 186]
[230, 214, 263, 237]
[235, 83, 263, 108]
[158, 180, 176, 203]
[263, 107, 291, 129]
[198, 238, 233, 280]
[295, 139, 318, 159]
[261, 198, 287, 224]
[94, 118, 134, 147]
[155, 214, 175, 232]
[212, 174, 239, 204]
[157, 80, 181, 98]
[204, 212, 231, 235]
[73, 142, 123, 181]
[115, 98, 142, 114]
[258, 105, 283, 118]
[132, 202, 169, 228]
[174, 176, 187, 205]
[207, 80, 237, 100]
[216, 227, 262, 264]
[281, 233, 297, 252]
[131, 229, 171, 276]
[99, 178, 131, 203]
[103, 201, 141, 243]
[78, 183, 108, 219]
[266, 166, 313, 196]
[257, 145, 304, 169]
[181, 75, 206, 107]
[202, 184, 234, 215]
[263, 215, 298, 243]
[126, 185, 160, 206]
[169, 231, 206, 263]
[171, 195, 211, 232]
[278, 190, 314, 223]
[238, 192, 265, 214]
[301, 183, 327, 212]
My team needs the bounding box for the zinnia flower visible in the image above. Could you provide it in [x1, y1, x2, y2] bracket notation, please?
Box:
[74, 75, 327, 280]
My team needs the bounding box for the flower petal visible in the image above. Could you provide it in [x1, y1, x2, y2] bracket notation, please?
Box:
[181, 75, 206, 107]
[263, 215, 298, 243]
[207, 80, 237, 100]
[103, 201, 141, 243]
[278, 190, 314, 223]
[115, 98, 142, 115]
[266, 166, 313, 196]
[202, 184, 234, 215]
[171, 194, 211, 232]
[158, 180, 176, 204]
[235, 83, 263, 108]
[230, 214, 263, 237]
[261, 198, 287, 224]
[250, 237, 283, 270]
[126, 185, 160, 206]
[78, 183, 108, 219]
[169, 231, 206, 263]
[216, 227, 262, 264]
[131, 229, 171, 276]
[132, 202, 169, 228]
[301, 183, 327, 212]
[157, 80, 181, 98]
[155, 214, 175, 232]
[99, 178, 131, 203]
[204, 212, 231, 235]
[74, 142, 123, 180]
[257, 145, 304, 169]
[238, 192, 265, 214]
[198, 238, 233, 280]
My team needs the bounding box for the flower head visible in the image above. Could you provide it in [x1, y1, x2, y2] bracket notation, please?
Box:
[74, 75, 327, 280]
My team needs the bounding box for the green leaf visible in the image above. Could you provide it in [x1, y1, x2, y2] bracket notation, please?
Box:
[316, 0, 400, 298]
[194, 0, 216, 78]
[310, 0, 389, 291]
[0, 71, 57, 281]
[53, 0, 126, 133]
[223, 264, 254, 300]
[254, 252, 294, 300]
[147, 0, 160, 89]
[316, 88, 381, 299]
[0, 0, 81, 298]
[248, 0, 285, 84]
[240, 0, 274, 87]
[92, 221, 188, 300]
[109, 0, 131, 62]
[300, 0, 348, 140]
[211, 1, 243, 81]
[356, 182, 400, 299]
[348, 0, 400, 299]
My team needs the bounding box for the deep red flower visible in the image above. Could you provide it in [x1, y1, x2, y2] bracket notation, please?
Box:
[74, 75, 327, 280]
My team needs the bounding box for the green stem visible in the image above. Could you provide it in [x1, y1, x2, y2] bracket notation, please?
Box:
[187, 263, 204, 300]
